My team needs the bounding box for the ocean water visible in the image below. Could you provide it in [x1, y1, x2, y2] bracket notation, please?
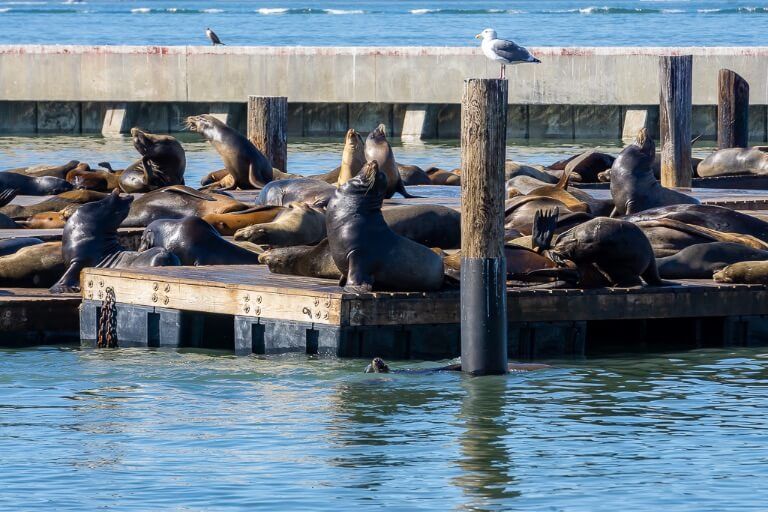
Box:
[1, 346, 768, 510]
[0, 0, 765, 46]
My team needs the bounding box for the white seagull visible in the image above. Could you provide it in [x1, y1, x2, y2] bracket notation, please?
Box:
[475, 28, 540, 79]
[206, 28, 224, 46]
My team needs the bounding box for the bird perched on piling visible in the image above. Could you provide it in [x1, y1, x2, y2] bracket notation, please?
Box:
[475, 28, 540, 79]
[206, 28, 224, 46]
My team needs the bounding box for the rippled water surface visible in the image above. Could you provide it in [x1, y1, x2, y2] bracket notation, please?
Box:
[0, 0, 766, 46]
[1, 346, 768, 510]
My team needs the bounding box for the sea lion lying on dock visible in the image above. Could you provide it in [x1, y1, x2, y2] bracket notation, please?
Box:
[610, 128, 699, 216]
[67, 163, 122, 192]
[256, 178, 336, 207]
[0, 241, 65, 287]
[364, 124, 419, 199]
[697, 147, 768, 178]
[50, 190, 179, 293]
[398, 164, 432, 186]
[326, 160, 443, 293]
[234, 203, 327, 247]
[505, 196, 593, 236]
[259, 239, 341, 280]
[637, 218, 768, 258]
[6, 160, 80, 180]
[658, 242, 768, 279]
[714, 260, 768, 285]
[0, 169, 72, 196]
[0, 189, 108, 219]
[425, 166, 461, 186]
[118, 128, 186, 193]
[203, 205, 286, 236]
[122, 185, 248, 227]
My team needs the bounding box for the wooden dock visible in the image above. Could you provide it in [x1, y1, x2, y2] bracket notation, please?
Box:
[0, 288, 79, 347]
[79, 265, 768, 359]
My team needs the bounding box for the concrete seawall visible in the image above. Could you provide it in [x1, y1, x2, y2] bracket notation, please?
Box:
[1, 45, 768, 140]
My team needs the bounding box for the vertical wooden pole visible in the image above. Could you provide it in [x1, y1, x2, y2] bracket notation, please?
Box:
[247, 96, 288, 172]
[460, 78, 508, 376]
[659, 55, 693, 188]
[717, 69, 750, 149]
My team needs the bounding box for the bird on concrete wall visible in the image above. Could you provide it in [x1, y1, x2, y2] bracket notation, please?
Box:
[475, 28, 540, 80]
[206, 28, 225, 46]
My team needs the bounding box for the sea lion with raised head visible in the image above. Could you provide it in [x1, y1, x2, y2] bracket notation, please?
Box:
[338, 128, 366, 186]
[138, 216, 262, 266]
[118, 128, 186, 193]
[364, 124, 419, 199]
[122, 185, 248, 227]
[326, 161, 443, 293]
[259, 239, 341, 280]
[234, 203, 327, 247]
[610, 128, 699, 216]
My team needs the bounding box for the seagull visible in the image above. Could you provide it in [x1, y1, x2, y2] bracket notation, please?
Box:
[206, 28, 224, 46]
[475, 28, 540, 79]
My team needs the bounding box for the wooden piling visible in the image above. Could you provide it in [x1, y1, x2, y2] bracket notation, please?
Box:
[247, 95, 288, 172]
[717, 69, 750, 149]
[659, 55, 693, 188]
[460, 78, 508, 376]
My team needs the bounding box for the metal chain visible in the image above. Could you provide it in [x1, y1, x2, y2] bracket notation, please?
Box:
[96, 287, 118, 349]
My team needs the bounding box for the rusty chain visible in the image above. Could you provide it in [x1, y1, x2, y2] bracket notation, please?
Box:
[96, 287, 118, 349]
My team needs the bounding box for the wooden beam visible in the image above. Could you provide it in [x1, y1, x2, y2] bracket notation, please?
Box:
[717, 69, 750, 149]
[247, 96, 288, 172]
[659, 55, 693, 188]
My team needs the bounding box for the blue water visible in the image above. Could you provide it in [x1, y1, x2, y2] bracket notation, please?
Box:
[1, 346, 768, 510]
[0, 0, 766, 46]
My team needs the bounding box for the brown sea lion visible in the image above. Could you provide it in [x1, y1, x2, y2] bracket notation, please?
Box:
[200, 169, 229, 187]
[338, 128, 366, 186]
[564, 150, 615, 183]
[505, 161, 561, 183]
[697, 147, 768, 178]
[20, 211, 68, 229]
[326, 161, 443, 293]
[7, 160, 80, 180]
[67, 164, 122, 191]
[122, 186, 248, 227]
[0, 241, 65, 287]
[364, 124, 419, 199]
[203, 205, 285, 236]
[526, 170, 590, 213]
[260, 239, 341, 279]
[505, 196, 592, 236]
[442, 245, 557, 281]
[425, 166, 461, 186]
[610, 128, 699, 216]
[119, 128, 186, 193]
[714, 260, 768, 284]
[233, 203, 327, 247]
[0, 189, 108, 219]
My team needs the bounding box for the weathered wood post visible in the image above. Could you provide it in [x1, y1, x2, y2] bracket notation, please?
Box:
[460, 78, 508, 376]
[659, 55, 693, 188]
[717, 69, 750, 149]
[247, 95, 288, 172]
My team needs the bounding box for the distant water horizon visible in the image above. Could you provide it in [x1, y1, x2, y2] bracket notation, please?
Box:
[0, 0, 766, 46]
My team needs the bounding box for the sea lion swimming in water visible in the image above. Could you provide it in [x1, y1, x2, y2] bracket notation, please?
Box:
[364, 124, 419, 199]
[118, 128, 186, 193]
[364, 357, 550, 373]
[326, 160, 443, 293]
[610, 128, 699, 216]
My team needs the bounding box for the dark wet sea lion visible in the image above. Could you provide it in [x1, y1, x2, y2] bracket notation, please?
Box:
[697, 147, 768, 178]
[564, 150, 615, 183]
[364, 124, 418, 199]
[118, 128, 186, 193]
[138, 216, 262, 266]
[50, 190, 177, 293]
[534, 208, 664, 287]
[622, 204, 768, 244]
[714, 260, 768, 284]
[0, 170, 72, 195]
[0, 241, 64, 287]
[364, 357, 550, 373]
[425, 167, 461, 186]
[259, 239, 341, 280]
[610, 128, 699, 216]
[326, 161, 443, 293]
[0, 237, 44, 257]
[122, 186, 248, 227]
[658, 242, 768, 279]
[7, 160, 80, 180]
[203, 205, 285, 236]
[399, 164, 431, 186]
[256, 178, 335, 207]
[186, 114, 292, 189]
[234, 203, 327, 247]
[382, 204, 461, 250]
[0, 189, 108, 219]
[637, 218, 768, 258]
[0, 189, 22, 228]
[505, 161, 558, 183]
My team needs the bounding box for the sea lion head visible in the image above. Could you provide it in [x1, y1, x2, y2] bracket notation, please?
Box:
[131, 127, 183, 160]
[341, 160, 387, 198]
[364, 357, 390, 373]
[184, 114, 224, 140]
[713, 267, 733, 283]
[633, 127, 656, 160]
[345, 128, 363, 148]
[71, 189, 133, 231]
[366, 124, 387, 144]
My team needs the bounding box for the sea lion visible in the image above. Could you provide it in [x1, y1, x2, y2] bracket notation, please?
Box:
[525, 170, 590, 213]
[364, 124, 418, 199]
[118, 128, 186, 193]
[424, 167, 461, 186]
[636, 218, 768, 258]
[505, 196, 592, 236]
[233, 203, 327, 247]
[256, 178, 335, 207]
[0, 189, 108, 219]
[338, 129, 366, 186]
[203, 205, 285, 236]
[20, 211, 68, 229]
[382, 204, 461, 249]
[49, 190, 178, 293]
[442, 245, 557, 281]
[505, 161, 559, 183]
[0, 170, 72, 196]
[67, 164, 122, 192]
[564, 150, 615, 183]
[697, 147, 768, 178]
[0, 189, 22, 228]
[0, 237, 44, 257]
[122, 185, 248, 227]
[259, 239, 341, 280]
[714, 260, 768, 285]
[658, 242, 768, 279]
[0, 242, 65, 287]
[7, 160, 80, 180]
[185, 114, 292, 189]
[138, 216, 262, 266]
[326, 161, 444, 293]
[506, 175, 554, 195]
[622, 204, 768, 244]
[533, 208, 665, 287]
[610, 128, 699, 216]
[364, 357, 550, 373]
[398, 164, 431, 186]
[200, 169, 229, 187]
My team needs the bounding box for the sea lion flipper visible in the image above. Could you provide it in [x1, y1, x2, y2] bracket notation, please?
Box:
[555, 168, 572, 189]
[532, 208, 559, 252]
[164, 186, 216, 201]
[0, 188, 19, 208]
[395, 180, 422, 199]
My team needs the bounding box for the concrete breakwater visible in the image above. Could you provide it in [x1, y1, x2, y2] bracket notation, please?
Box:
[1, 45, 768, 140]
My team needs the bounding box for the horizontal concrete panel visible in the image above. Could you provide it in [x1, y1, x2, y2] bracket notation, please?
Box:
[1, 46, 768, 104]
